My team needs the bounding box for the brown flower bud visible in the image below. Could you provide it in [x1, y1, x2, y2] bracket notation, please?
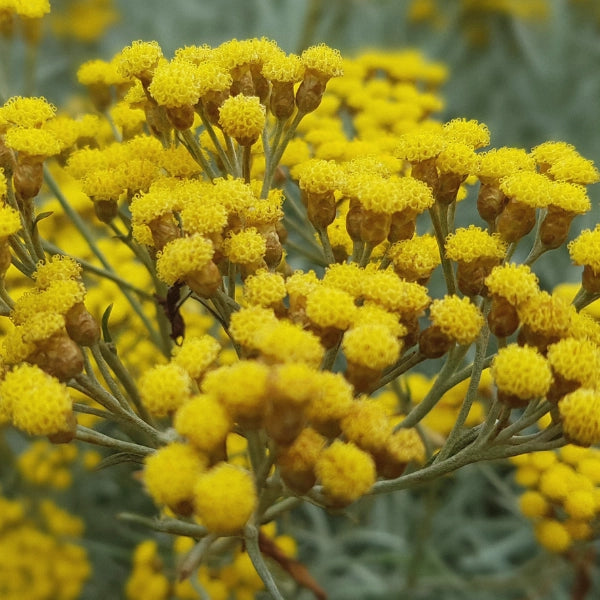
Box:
[270, 81, 295, 120]
[28, 334, 84, 382]
[582, 264, 600, 295]
[65, 303, 100, 346]
[185, 260, 222, 297]
[165, 105, 196, 131]
[148, 213, 180, 250]
[418, 325, 453, 358]
[477, 183, 507, 225]
[360, 209, 391, 246]
[94, 199, 118, 223]
[487, 295, 519, 338]
[388, 208, 418, 244]
[410, 157, 439, 197]
[496, 199, 536, 243]
[14, 161, 43, 202]
[295, 72, 326, 114]
[539, 205, 575, 250]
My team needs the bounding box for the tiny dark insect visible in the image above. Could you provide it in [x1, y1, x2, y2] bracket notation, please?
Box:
[155, 282, 187, 343]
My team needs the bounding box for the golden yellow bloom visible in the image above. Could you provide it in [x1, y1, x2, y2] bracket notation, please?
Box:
[218, 94, 265, 146]
[559, 388, 600, 446]
[138, 363, 193, 417]
[193, 463, 257, 534]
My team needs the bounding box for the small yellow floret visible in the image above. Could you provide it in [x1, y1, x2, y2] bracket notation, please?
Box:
[558, 388, 600, 446]
[4, 127, 61, 158]
[0, 205, 21, 237]
[315, 440, 376, 505]
[218, 94, 265, 146]
[535, 519, 571, 553]
[201, 360, 269, 423]
[1, 96, 56, 128]
[477, 147, 536, 183]
[171, 335, 221, 380]
[156, 235, 215, 285]
[296, 158, 345, 196]
[341, 400, 391, 453]
[548, 155, 599, 185]
[144, 442, 207, 510]
[223, 228, 266, 265]
[342, 324, 401, 370]
[256, 320, 325, 368]
[569, 226, 600, 274]
[518, 491, 550, 518]
[491, 344, 553, 401]
[563, 489, 597, 520]
[0, 364, 73, 436]
[118, 40, 163, 81]
[361, 270, 431, 316]
[445, 225, 507, 263]
[148, 59, 201, 108]
[547, 181, 590, 214]
[305, 286, 357, 330]
[442, 118, 490, 149]
[138, 363, 193, 417]
[485, 263, 539, 305]
[33, 255, 82, 289]
[499, 171, 552, 208]
[395, 130, 445, 162]
[174, 394, 232, 454]
[428, 295, 484, 345]
[301, 44, 343, 79]
[243, 270, 286, 308]
[546, 337, 600, 388]
[389, 235, 441, 281]
[193, 463, 257, 534]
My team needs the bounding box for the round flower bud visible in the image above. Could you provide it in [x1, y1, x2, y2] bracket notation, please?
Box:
[558, 388, 600, 446]
[218, 94, 265, 146]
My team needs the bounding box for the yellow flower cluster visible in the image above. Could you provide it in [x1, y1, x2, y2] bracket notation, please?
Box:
[0, 493, 90, 600]
[512, 445, 600, 553]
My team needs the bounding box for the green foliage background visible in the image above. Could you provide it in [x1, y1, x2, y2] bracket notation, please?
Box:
[5, 1, 600, 598]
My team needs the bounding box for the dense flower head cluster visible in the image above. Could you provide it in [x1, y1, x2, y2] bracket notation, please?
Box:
[1, 32, 600, 598]
[512, 445, 600, 553]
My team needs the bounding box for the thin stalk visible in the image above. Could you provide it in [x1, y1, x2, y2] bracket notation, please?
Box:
[118, 512, 208, 538]
[436, 308, 491, 462]
[244, 523, 286, 600]
[224, 134, 241, 178]
[196, 104, 234, 174]
[262, 118, 286, 198]
[428, 204, 457, 295]
[9, 236, 36, 273]
[261, 110, 305, 198]
[315, 224, 335, 265]
[396, 347, 465, 429]
[21, 197, 46, 262]
[98, 340, 155, 426]
[89, 344, 131, 411]
[359, 241, 375, 267]
[242, 145, 252, 183]
[178, 129, 218, 180]
[178, 534, 218, 581]
[375, 348, 425, 391]
[44, 166, 163, 351]
[75, 425, 154, 456]
[494, 400, 553, 443]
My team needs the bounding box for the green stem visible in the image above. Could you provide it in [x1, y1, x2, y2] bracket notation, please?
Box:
[224, 134, 241, 178]
[178, 534, 218, 581]
[75, 425, 154, 456]
[117, 512, 208, 538]
[315, 224, 335, 265]
[429, 204, 457, 295]
[244, 523, 286, 600]
[196, 103, 234, 174]
[397, 347, 465, 429]
[22, 197, 46, 262]
[178, 129, 218, 180]
[242, 145, 252, 183]
[436, 306, 491, 462]
[261, 110, 305, 198]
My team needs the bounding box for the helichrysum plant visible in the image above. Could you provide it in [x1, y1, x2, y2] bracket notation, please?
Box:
[1, 17, 600, 599]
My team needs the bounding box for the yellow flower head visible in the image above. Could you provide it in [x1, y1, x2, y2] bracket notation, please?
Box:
[0, 204, 21, 237]
[395, 130, 445, 162]
[445, 225, 507, 263]
[15, 0, 50, 18]
[442, 118, 490, 149]
[296, 158, 345, 196]
[499, 171, 552, 208]
[389, 234, 441, 282]
[201, 360, 269, 424]
[342, 324, 401, 370]
[262, 51, 304, 83]
[33, 255, 82, 289]
[548, 155, 600, 185]
[156, 235, 215, 285]
[361, 269, 431, 317]
[428, 295, 485, 345]
[193, 463, 257, 534]
[174, 394, 232, 454]
[485, 263, 539, 305]
[144, 442, 208, 510]
[305, 285, 357, 330]
[517, 291, 573, 338]
[228, 306, 279, 350]
[218, 94, 265, 146]
[301, 44, 344, 80]
[0, 364, 73, 436]
[222, 228, 266, 265]
[531, 141, 577, 169]
[315, 440, 376, 505]
[535, 519, 572, 553]
[171, 335, 221, 380]
[559, 388, 600, 446]
[148, 59, 201, 108]
[1, 96, 55, 128]
[77, 59, 124, 87]
[243, 269, 286, 308]
[341, 399, 391, 453]
[322, 262, 364, 298]
[491, 344, 553, 402]
[477, 147, 536, 184]
[138, 363, 193, 417]
[547, 181, 590, 214]
[547, 337, 600, 389]
[4, 127, 61, 158]
[436, 141, 479, 176]
[569, 226, 600, 274]
[118, 40, 163, 82]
